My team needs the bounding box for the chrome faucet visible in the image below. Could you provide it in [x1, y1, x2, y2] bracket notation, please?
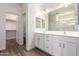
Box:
[64, 31, 66, 35]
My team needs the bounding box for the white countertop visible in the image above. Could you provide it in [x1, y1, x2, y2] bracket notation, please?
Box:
[34, 31, 79, 38]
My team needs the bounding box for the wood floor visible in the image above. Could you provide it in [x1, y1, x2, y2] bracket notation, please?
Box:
[0, 39, 48, 56]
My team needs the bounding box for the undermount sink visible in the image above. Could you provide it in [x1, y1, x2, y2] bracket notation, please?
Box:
[45, 31, 64, 35]
[65, 31, 79, 37]
[45, 31, 79, 37]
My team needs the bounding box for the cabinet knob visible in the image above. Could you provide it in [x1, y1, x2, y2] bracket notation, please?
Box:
[46, 40, 49, 41]
[59, 43, 61, 47]
[63, 43, 65, 48]
[46, 47, 49, 48]
[46, 36, 48, 37]
[38, 38, 40, 40]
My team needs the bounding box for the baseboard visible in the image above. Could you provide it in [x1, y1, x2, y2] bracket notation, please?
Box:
[0, 47, 6, 51]
[35, 47, 52, 56]
[26, 46, 35, 51]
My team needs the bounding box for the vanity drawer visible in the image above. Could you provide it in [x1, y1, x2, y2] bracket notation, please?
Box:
[45, 44, 52, 55]
[45, 34, 53, 40]
[45, 35, 52, 46]
[51, 35, 77, 44]
[45, 40, 50, 47]
[61, 36, 77, 44]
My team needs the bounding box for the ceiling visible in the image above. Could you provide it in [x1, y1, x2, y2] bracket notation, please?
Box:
[40, 3, 60, 10]
[40, 3, 74, 13]
[48, 3, 75, 15]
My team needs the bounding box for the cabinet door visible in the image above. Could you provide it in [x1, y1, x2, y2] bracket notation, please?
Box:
[45, 35, 53, 55]
[63, 42, 76, 56]
[39, 35, 45, 50]
[77, 39, 79, 56]
[35, 34, 41, 48]
[45, 39, 51, 54]
[35, 36, 40, 48]
[35, 34, 45, 50]
[53, 39, 63, 56]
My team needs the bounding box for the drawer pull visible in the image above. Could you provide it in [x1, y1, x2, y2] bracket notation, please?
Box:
[38, 38, 40, 40]
[46, 40, 49, 41]
[63, 43, 65, 48]
[46, 47, 49, 48]
[59, 43, 61, 47]
[46, 36, 48, 37]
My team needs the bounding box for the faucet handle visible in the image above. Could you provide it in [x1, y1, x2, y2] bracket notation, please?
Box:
[64, 31, 66, 35]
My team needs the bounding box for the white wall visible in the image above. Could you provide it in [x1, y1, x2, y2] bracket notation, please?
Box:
[0, 3, 22, 40]
[20, 4, 27, 14]
[0, 3, 22, 15]
[26, 3, 61, 50]
[26, 3, 41, 50]
[6, 21, 16, 30]
[20, 3, 27, 37]
[0, 3, 22, 50]
[0, 13, 6, 50]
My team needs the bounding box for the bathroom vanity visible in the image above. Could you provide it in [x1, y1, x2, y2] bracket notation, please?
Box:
[34, 3, 79, 56]
[35, 31, 79, 56]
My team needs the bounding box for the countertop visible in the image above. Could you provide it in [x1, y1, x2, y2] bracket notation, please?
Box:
[34, 31, 79, 38]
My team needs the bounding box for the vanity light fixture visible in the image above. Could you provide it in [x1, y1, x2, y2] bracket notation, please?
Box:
[42, 9, 51, 14]
[63, 3, 72, 7]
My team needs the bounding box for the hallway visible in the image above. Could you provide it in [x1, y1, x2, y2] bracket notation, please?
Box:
[0, 39, 48, 56]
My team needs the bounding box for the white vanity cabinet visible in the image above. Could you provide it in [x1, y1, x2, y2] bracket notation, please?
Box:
[53, 39, 76, 56]
[35, 34, 40, 48]
[35, 33, 77, 56]
[35, 33, 53, 54]
[35, 33, 45, 50]
[52, 36, 76, 56]
[53, 39, 63, 56]
[76, 39, 79, 56]
[44, 34, 53, 55]
[63, 42, 76, 56]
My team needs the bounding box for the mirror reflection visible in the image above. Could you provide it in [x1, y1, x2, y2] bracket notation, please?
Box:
[48, 4, 77, 31]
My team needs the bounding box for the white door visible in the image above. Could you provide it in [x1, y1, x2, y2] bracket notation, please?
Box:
[63, 42, 76, 56]
[0, 14, 6, 50]
[16, 15, 23, 45]
[53, 39, 63, 56]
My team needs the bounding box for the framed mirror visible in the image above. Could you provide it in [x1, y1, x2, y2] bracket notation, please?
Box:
[48, 3, 78, 31]
[35, 17, 45, 29]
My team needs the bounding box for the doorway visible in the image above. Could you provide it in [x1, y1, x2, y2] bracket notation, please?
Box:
[5, 13, 19, 49]
[5, 12, 26, 53]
